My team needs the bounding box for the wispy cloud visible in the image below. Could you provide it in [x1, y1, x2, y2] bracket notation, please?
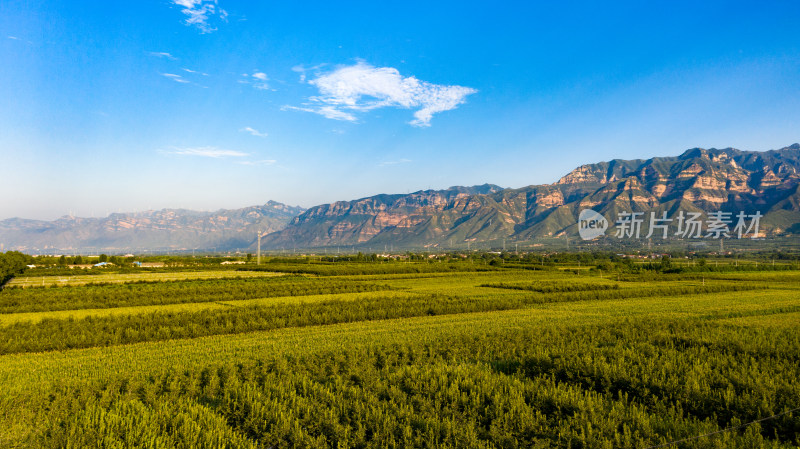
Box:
[171, 0, 228, 33]
[240, 71, 270, 90]
[182, 67, 209, 76]
[162, 73, 190, 83]
[251, 72, 268, 89]
[238, 159, 276, 166]
[169, 147, 249, 158]
[164, 146, 272, 165]
[291, 64, 326, 83]
[149, 51, 177, 60]
[285, 61, 477, 127]
[379, 158, 412, 167]
[240, 127, 268, 137]
[7, 35, 33, 44]
[281, 105, 357, 122]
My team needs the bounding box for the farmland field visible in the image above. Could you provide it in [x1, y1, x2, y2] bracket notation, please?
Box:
[0, 259, 798, 448]
[6, 269, 284, 288]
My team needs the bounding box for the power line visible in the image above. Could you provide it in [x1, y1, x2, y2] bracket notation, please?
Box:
[644, 406, 800, 449]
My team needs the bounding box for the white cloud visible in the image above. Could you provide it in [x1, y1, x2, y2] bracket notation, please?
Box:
[281, 105, 357, 122]
[240, 127, 268, 137]
[162, 73, 190, 83]
[182, 68, 209, 76]
[171, 0, 227, 33]
[240, 71, 270, 90]
[238, 159, 276, 166]
[169, 147, 249, 158]
[8, 35, 33, 45]
[292, 64, 326, 82]
[379, 158, 412, 167]
[286, 62, 477, 127]
[149, 51, 177, 60]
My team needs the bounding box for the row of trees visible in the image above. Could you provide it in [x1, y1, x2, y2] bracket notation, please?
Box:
[0, 277, 393, 314]
[36, 316, 800, 448]
[0, 280, 762, 354]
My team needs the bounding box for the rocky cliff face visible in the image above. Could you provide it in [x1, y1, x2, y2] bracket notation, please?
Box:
[262, 185, 504, 247]
[4, 145, 799, 252]
[263, 144, 800, 248]
[0, 201, 304, 252]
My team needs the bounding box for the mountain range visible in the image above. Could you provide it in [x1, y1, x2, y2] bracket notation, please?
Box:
[262, 144, 800, 250]
[2, 144, 799, 253]
[0, 201, 304, 253]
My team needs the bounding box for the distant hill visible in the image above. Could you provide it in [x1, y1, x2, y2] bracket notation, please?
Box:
[3, 144, 799, 253]
[262, 144, 800, 249]
[0, 201, 304, 253]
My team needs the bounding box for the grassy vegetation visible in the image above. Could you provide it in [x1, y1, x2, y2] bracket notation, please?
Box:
[0, 256, 798, 448]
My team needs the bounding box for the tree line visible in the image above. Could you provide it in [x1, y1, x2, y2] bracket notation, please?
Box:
[0, 251, 32, 287]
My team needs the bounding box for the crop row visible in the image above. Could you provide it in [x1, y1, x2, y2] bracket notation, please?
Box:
[0, 283, 764, 355]
[0, 277, 393, 314]
[479, 281, 620, 293]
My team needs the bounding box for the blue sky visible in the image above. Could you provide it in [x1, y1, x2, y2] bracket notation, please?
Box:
[2, 1, 799, 220]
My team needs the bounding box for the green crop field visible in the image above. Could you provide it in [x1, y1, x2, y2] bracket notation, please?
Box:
[6, 269, 285, 288]
[0, 256, 798, 448]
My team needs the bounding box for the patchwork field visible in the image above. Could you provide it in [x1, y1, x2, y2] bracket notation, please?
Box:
[0, 260, 798, 448]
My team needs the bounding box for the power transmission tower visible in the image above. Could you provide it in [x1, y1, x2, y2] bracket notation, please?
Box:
[256, 230, 269, 265]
